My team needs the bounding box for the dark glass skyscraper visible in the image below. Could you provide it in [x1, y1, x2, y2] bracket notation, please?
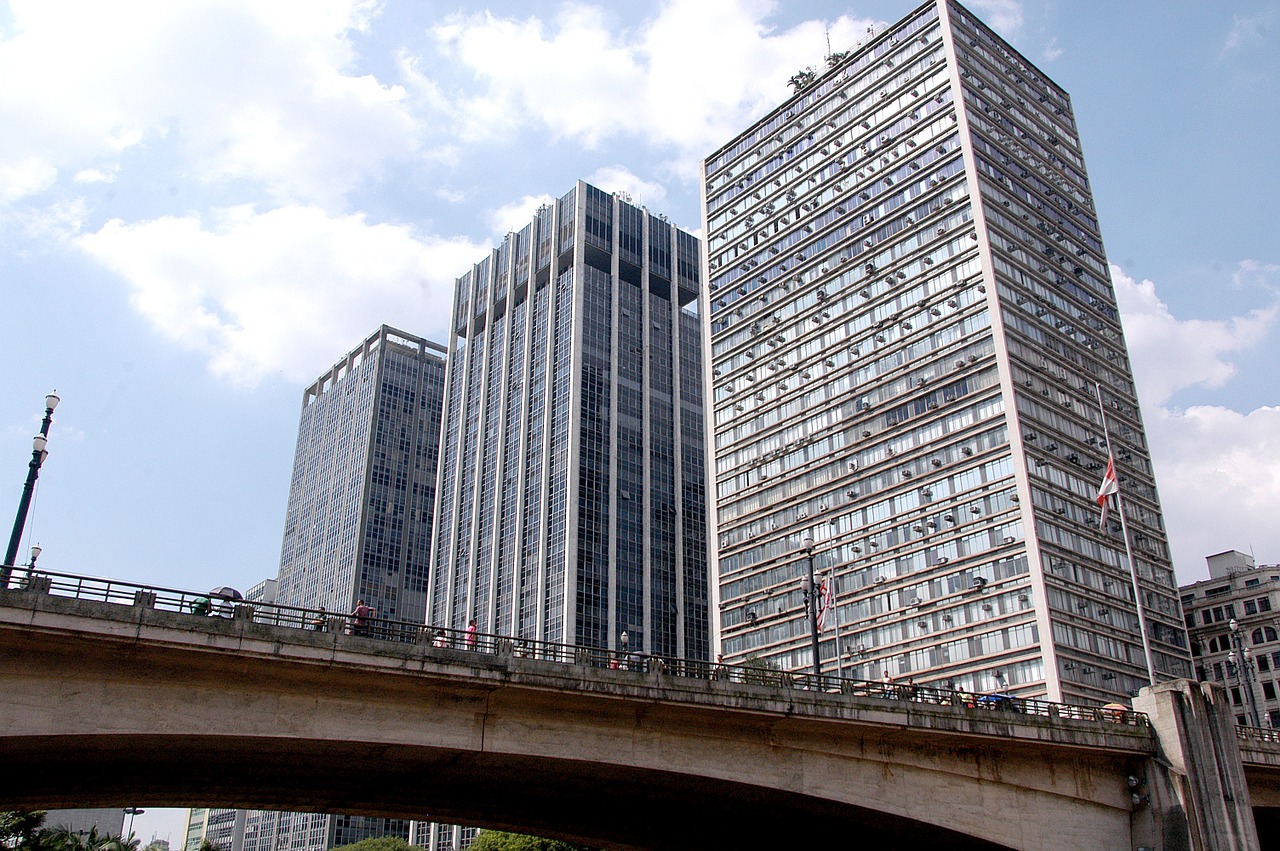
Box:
[239, 326, 446, 851]
[429, 181, 710, 660]
[703, 0, 1191, 703]
[276, 325, 447, 625]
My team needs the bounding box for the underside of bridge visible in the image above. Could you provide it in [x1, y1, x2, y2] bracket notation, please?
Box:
[5, 734, 1011, 850]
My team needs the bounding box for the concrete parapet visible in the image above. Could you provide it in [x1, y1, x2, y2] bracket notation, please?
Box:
[1134, 679, 1261, 851]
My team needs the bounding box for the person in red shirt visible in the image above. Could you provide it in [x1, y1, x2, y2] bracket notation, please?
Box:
[351, 600, 374, 637]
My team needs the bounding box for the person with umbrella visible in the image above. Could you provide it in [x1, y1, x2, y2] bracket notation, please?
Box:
[208, 586, 243, 617]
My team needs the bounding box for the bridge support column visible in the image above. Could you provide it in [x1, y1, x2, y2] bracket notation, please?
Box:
[1133, 679, 1260, 851]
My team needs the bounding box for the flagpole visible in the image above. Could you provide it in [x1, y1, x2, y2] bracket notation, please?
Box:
[1095, 382, 1158, 686]
[829, 565, 846, 679]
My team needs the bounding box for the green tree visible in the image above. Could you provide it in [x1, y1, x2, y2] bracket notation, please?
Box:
[40, 827, 139, 851]
[0, 811, 48, 851]
[740, 651, 782, 686]
[466, 831, 599, 851]
[326, 837, 425, 851]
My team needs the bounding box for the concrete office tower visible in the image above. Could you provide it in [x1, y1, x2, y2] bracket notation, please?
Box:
[429, 180, 710, 661]
[276, 325, 447, 624]
[702, 0, 1191, 703]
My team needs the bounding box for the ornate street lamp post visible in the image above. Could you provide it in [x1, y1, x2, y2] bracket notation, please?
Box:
[1229, 617, 1263, 728]
[3, 393, 59, 584]
[800, 534, 820, 677]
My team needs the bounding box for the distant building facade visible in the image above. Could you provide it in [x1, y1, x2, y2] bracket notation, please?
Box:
[184, 808, 244, 851]
[238, 813, 410, 851]
[244, 578, 277, 605]
[409, 822, 477, 851]
[702, 0, 1191, 703]
[276, 325, 448, 624]
[44, 810, 125, 840]
[428, 181, 711, 661]
[1182, 551, 1280, 727]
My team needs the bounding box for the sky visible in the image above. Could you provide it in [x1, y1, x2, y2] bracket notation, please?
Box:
[1, 0, 1277, 840]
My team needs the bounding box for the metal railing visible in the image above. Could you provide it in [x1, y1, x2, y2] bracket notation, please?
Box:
[3, 568, 1150, 728]
[1237, 725, 1280, 745]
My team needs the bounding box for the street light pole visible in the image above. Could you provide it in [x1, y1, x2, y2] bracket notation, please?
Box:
[1229, 617, 1263, 728]
[3, 393, 59, 584]
[801, 534, 820, 677]
[123, 807, 144, 838]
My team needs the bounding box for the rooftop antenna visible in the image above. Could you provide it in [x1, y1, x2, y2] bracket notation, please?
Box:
[825, 26, 832, 61]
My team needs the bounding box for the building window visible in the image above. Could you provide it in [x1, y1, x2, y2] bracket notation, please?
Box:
[1260, 597, 1273, 613]
[1260, 655, 1272, 673]
[1246, 600, 1259, 615]
[1264, 681, 1277, 701]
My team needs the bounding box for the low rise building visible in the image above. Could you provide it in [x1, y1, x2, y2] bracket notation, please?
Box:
[1181, 550, 1280, 727]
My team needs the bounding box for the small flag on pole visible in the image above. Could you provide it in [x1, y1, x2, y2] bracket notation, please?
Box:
[816, 578, 835, 630]
[1096, 454, 1119, 529]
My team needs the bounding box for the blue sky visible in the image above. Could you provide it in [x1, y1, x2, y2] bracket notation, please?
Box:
[2, 0, 1277, 840]
[1, 0, 1278, 615]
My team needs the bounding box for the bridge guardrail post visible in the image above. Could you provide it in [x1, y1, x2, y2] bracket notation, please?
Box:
[23, 574, 52, 595]
[233, 604, 254, 621]
[132, 590, 157, 609]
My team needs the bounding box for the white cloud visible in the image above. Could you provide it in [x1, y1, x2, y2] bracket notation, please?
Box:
[588, 165, 668, 207]
[1223, 9, 1275, 54]
[0, 157, 57, 202]
[1113, 264, 1280, 580]
[1146, 405, 1280, 581]
[0, 0, 419, 207]
[427, 0, 877, 177]
[487, 193, 555, 237]
[1042, 36, 1063, 62]
[1112, 264, 1279, 406]
[1232, 258, 1280, 292]
[77, 205, 487, 387]
[73, 168, 117, 185]
[966, 0, 1024, 39]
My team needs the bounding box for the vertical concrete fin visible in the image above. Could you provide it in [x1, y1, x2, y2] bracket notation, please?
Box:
[1134, 679, 1261, 851]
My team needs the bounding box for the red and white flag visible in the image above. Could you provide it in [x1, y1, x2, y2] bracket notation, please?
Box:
[1096, 454, 1119, 529]
[816, 578, 836, 631]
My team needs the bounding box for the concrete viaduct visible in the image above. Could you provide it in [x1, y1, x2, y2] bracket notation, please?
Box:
[1, 580, 1277, 850]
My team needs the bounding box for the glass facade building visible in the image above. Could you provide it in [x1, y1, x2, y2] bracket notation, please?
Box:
[429, 181, 710, 660]
[276, 325, 448, 624]
[238, 811, 409, 851]
[702, 0, 1191, 703]
[246, 326, 444, 851]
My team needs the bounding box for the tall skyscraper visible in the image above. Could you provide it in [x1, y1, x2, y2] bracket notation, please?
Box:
[276, 325, 447, 624]
[251, 326, 445, 851]
[428, 180, 710, 660]
[702, 0, 1191, 703]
